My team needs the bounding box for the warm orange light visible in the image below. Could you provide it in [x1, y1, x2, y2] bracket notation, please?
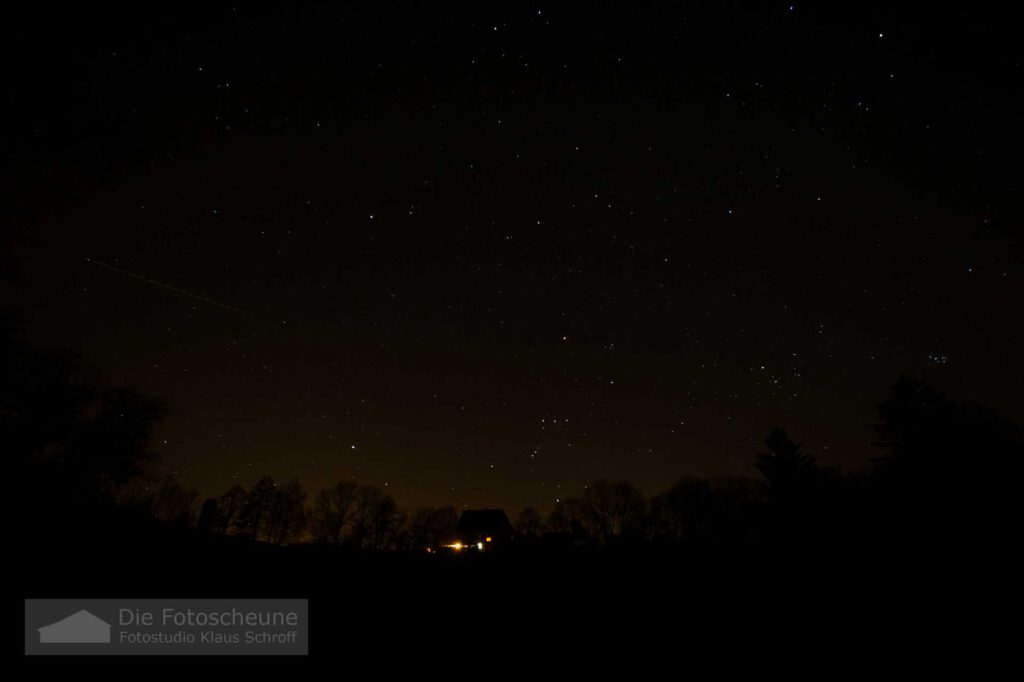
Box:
[445, 542, 464, 551]
[485, 537, 492, 542]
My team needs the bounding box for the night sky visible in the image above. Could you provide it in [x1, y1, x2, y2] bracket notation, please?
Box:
[3, 2, 1022, 513]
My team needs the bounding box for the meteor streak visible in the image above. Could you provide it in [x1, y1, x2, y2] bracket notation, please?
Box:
[83, 257, 244, 313]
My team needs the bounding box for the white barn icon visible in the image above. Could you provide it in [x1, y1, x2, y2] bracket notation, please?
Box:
[38, 609, 111, 644]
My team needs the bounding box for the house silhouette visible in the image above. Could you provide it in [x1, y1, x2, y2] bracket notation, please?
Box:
[457, 509, 515, 548]
[38, 609, 111, 644]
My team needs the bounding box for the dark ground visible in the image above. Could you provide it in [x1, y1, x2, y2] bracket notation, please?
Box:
[13, 504, 1009, 669]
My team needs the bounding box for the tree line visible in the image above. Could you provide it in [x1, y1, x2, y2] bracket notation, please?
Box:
[194, 478, 458, 549]
[191, 373, 1021, 550]
[9, 318, 1021, 552]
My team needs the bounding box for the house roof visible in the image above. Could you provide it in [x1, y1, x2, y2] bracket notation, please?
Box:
[457, 509, 514, 535]
[38, 609, 110, 633]
[38, 609, 111, 644]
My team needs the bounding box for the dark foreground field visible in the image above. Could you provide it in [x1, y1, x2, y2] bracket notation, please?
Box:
[15, 504, 1005, 669]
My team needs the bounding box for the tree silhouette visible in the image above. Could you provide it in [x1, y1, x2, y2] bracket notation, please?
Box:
[3, 321, 165, 505]
[349, 485, 380, 549]
[753, 429, 831, 543]
[755, 429, 817, 504]
[405, 505, 458, 550]
[547, 497, 586, 541]
[265, 478, 306, 545]
[649, 476, 759, 545]
[366, 495, 402, 550]
[516, 507, 544, 538]
[309, 481, 359, 544]
[872, 376, 1023, 543]
[580, 479, 645, 545]
[347, 484, 403, 550]
[234, 475, 278, 540]
[429, 506, 459, 546]
[196, 497, 218, 533]
[146, 475, 200, 526]
[874, 376, 1022, 475]
[62, 387, 164, 497]
[215, 484, 247, 534]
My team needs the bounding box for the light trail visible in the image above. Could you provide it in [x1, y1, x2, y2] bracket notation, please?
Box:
[83, 257, 244, 313]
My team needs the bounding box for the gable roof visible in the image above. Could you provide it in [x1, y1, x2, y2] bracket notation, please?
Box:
[457, 509, 514, 535]
[38, 609, 111, 644]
